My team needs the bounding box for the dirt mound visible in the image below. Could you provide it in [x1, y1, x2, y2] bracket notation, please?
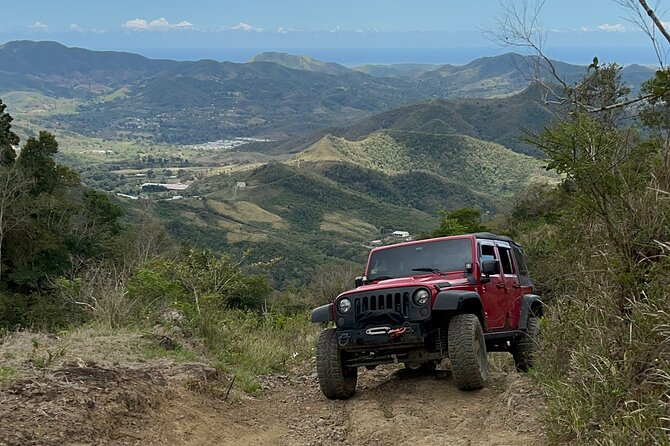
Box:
[0, 362, 220, 446]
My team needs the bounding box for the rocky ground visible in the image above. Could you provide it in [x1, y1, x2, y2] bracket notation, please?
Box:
[0, 354, 547, 446]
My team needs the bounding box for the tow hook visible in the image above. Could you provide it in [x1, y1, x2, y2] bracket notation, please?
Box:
[338, 333, 351, 346]
[365, 326, 391, 336]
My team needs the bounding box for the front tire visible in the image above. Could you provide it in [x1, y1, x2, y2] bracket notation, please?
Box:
[448, 314, 489, 390]
[316, 328, 358, 399]
[512, 316, 540, 372]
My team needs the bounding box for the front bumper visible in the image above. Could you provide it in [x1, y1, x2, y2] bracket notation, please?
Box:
[335, 322, 426, 351]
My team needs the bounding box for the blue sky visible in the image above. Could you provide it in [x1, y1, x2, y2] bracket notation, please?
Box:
[1, 0, 668, 64]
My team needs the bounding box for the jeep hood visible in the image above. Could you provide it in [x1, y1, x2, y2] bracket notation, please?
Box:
[339, 273, 471, 297]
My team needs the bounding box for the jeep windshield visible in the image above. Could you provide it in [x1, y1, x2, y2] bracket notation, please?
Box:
[366, 238, 472, 281]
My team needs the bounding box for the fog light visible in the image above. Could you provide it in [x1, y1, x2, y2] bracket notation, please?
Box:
[336, 317, 345, 327]
[420, 307, 429, 317]
[338, 298, 352, 313]
[413, 289, 430, 305]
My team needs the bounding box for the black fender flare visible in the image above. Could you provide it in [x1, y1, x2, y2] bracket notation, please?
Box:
[519, 294, 543, 330]
[432, 290, 485, 328]
[311, 303, 334, 323]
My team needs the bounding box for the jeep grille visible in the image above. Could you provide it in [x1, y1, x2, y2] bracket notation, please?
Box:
[353, 291, 411, 318]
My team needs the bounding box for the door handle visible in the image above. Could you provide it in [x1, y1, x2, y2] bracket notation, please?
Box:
[496, 282, 507, 289]
[513, 283, 521, 288]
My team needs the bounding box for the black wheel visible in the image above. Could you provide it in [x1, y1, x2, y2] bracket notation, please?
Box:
[316, 328, 358, 399]
[448, 314, 489, 390]
[512, 316, 540, 372]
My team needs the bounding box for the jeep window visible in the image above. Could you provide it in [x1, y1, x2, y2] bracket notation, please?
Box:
[512, 246, 529, 276]
[367, 238, 472, 281]
[498, 246, 515, 275]
[480, 244, 496, 262]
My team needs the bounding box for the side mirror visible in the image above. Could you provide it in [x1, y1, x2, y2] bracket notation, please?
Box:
[355, 276, 365, 288]
[481, 260, 500, 276]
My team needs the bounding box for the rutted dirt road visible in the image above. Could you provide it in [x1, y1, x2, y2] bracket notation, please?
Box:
[1, 360, 547, 446]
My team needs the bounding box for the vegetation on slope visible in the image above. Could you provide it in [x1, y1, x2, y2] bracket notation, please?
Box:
[500, 64, 670, 445]
[295, 130, 555, 196]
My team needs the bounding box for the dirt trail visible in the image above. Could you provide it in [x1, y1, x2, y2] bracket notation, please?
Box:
[0, 360, 546, 446]
[147, 363, 547, 446]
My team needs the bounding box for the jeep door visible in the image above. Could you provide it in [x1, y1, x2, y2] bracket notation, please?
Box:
[495, 241, 524, 329]
[477, 240, 506, 329]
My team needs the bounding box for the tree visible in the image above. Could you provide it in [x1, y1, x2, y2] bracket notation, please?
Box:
[0, 166, 30, 280]
[489, 2, 670, 443]
[17, 131, 60, 195]
[427, 208, 488, 238]
[0, 99, 19, 167]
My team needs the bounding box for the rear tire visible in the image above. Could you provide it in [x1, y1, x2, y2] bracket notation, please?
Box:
[316, 328, 358, 399]
[513, 316, 540, 372]
[448, 314, 489, 390]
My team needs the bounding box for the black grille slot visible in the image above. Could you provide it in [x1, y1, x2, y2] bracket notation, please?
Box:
[353, 290, 411, 318]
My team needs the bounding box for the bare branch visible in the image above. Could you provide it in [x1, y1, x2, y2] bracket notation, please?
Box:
[614, 0, 669, 67]
[639, 0, 670, 44]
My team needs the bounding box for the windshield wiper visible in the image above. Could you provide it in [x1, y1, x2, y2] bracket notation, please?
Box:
[369, 275, 394, 282]
[411, 267, 446, 276]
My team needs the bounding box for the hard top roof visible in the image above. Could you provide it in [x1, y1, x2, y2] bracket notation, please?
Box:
[472, 232, 516, 243]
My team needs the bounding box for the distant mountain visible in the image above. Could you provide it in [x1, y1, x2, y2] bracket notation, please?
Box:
[244, 83, 555, 157]
[0, 42, 656, 144]
[416, 53, 654, 97]
[352, 63, 442, 79]
[251, 52, 351, 75]
[63, 58, 424, 143]
[0, 40, 176, 96]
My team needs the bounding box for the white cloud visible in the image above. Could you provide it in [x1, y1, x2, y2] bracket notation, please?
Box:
[597, 23, 627, 33]
[122, 17, 194, 31]
[28, 21, 48, 31]
[580, 26, 591, 32]
[69, 23, 83, 32]
[229, 22, 262, 32]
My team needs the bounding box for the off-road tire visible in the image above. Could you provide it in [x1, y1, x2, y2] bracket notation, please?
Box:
[512, 316, 540, 372]
[316, 328, 358, 399]
[448, 314, 489, 390]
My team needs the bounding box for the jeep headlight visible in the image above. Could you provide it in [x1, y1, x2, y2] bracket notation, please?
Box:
[413, 289, 430, 306]
[337, 298, 352, 313]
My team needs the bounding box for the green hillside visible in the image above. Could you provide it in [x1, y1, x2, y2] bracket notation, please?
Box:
[150, 162, 441, 285]
[145, 126, 554, 285]
[294, 130, 554, 196]
[244, 84, 556, 157]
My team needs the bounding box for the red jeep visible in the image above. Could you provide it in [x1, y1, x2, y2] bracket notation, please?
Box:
[311, 232, 543, 399]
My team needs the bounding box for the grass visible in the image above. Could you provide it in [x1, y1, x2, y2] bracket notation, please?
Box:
[0, 366, 15, 387]
[196, 310, 319, 394]
[0, 308, 319, 396]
